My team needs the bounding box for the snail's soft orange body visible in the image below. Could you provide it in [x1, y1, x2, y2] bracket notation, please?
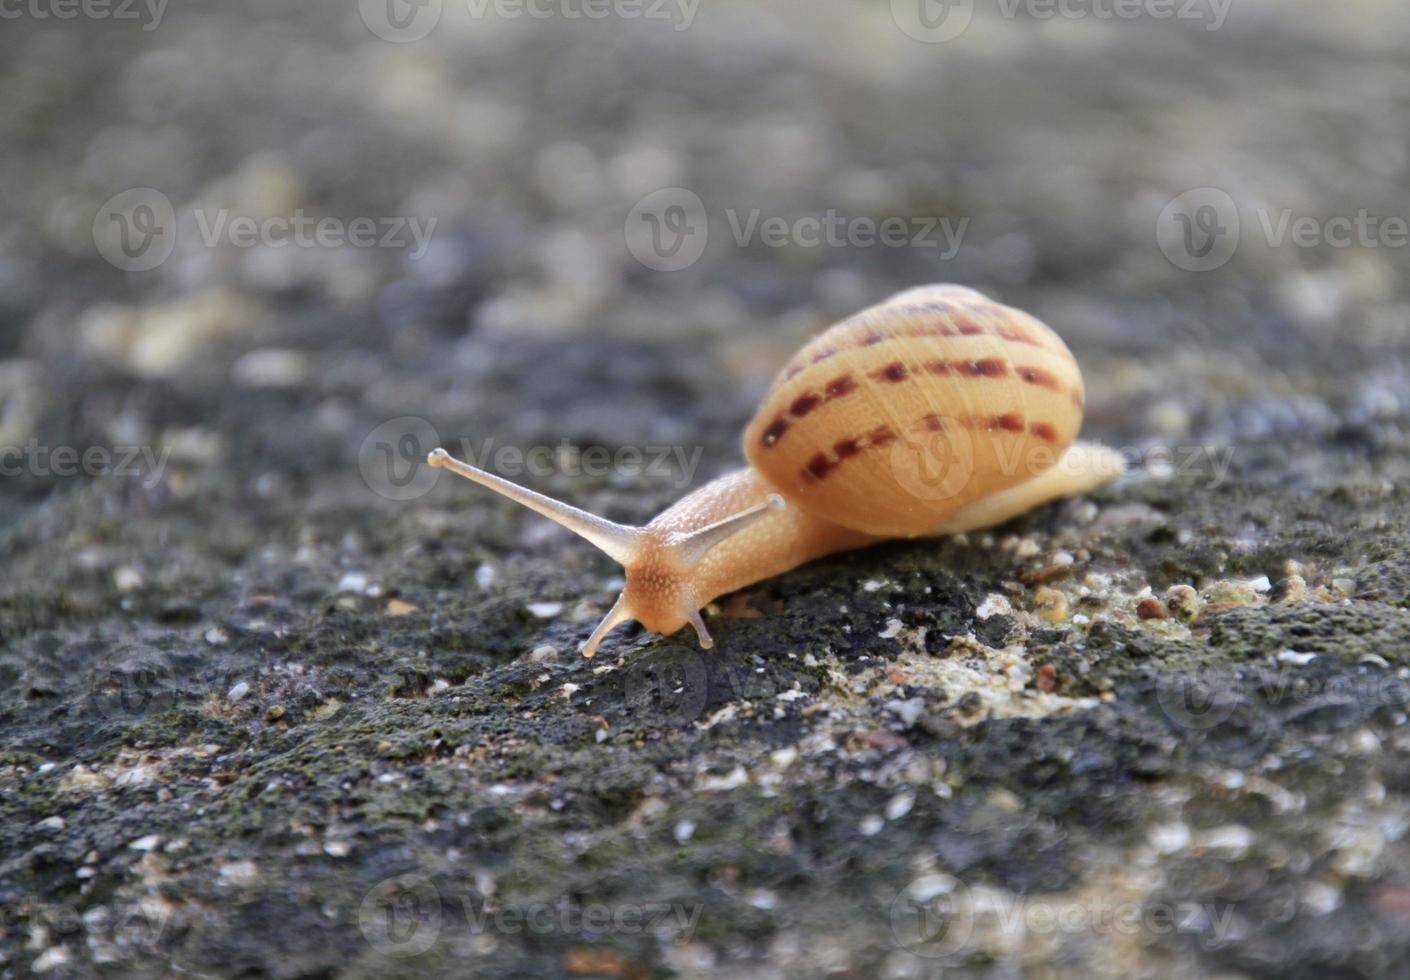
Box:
[427, 285, 1124, 656]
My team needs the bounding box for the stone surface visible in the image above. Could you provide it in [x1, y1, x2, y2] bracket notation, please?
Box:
[2, 2, 1410, 978]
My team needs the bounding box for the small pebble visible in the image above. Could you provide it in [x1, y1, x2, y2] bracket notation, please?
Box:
[113, 566, 144, 592]
[1200, 825, 1255, 860]
[886, 698, 925, 727]
[1149, 822, 1192, 854]
[530, 644, 559, 662]
[205, 626, 230, 646]
[1275, 575, 1309, 603]
[218, 859, 259, 886]
[1164, 584, 1201, 622]
[227, 681, 250, 702]
[975, 594, 1012, 620]
[770, 747, 798, 768]
[475, 563, 496, 590]
[386, 599, 418, 616]
[526, 601, 563, 619]
[1032, 587, 1069, 623]
[32, 947, 71, 973]
[231, 348, 308, 388]
[337, 572, 367, 594]
[674, 820, 696, 843]
[886, 792, 915, 821]
[1302, 881, 1342, 916]
[35, 816, 65, 833]
[1021, 563, 1072, 585]
[1205, 579, 1260, 606]
[129, 834, 161, 851]
[1137, 597, 1169, 620]
[956, 691, 984, 717]
[1035, 663, 1058, 693]
[859, 815, 884, 836]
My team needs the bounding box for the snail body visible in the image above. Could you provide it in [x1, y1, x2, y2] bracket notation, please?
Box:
[427, 285, 1124, 657]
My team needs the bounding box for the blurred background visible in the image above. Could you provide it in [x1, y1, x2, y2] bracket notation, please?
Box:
[3, 0, 1407, 512]
[4, 1, 1410, 977]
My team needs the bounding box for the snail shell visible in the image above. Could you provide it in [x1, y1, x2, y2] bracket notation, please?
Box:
[743, 284, 1084, 536]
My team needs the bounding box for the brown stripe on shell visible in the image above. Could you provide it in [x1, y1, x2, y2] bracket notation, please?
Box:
[764, 350, 1075, 450]
[1029, 421, 1059, 443]
[803, 452, 835, 481]
[833, 436, 863, 459]
[759, 371, 861, 449]
[773, 305, 1062, 390]
[799, 422, 898, 482]
[1017, 365, 1061, 391]
[790, 392, 822, 417]
[959, 412, 1028, 433]
[891, 304, 959, 334]
[759, 417, 789, 447]
[868, 423, 898, 447]
[964, 357, 1007, 378]
[997, 325, 1044, 348]
[919, 357, 1009, 378]
[868, 361, 908, 383]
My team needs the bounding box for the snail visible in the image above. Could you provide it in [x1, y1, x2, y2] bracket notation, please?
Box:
[427, 284, 1125, 657]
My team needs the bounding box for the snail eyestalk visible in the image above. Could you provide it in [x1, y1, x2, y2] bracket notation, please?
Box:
[428, 448, 640, 564]
[667, 493, 784, 567]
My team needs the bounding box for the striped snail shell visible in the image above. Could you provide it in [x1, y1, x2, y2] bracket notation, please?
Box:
[744, 284, 1085, 537]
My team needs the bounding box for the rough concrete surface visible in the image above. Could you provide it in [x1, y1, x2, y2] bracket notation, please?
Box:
[3, 1, 1410, 977]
